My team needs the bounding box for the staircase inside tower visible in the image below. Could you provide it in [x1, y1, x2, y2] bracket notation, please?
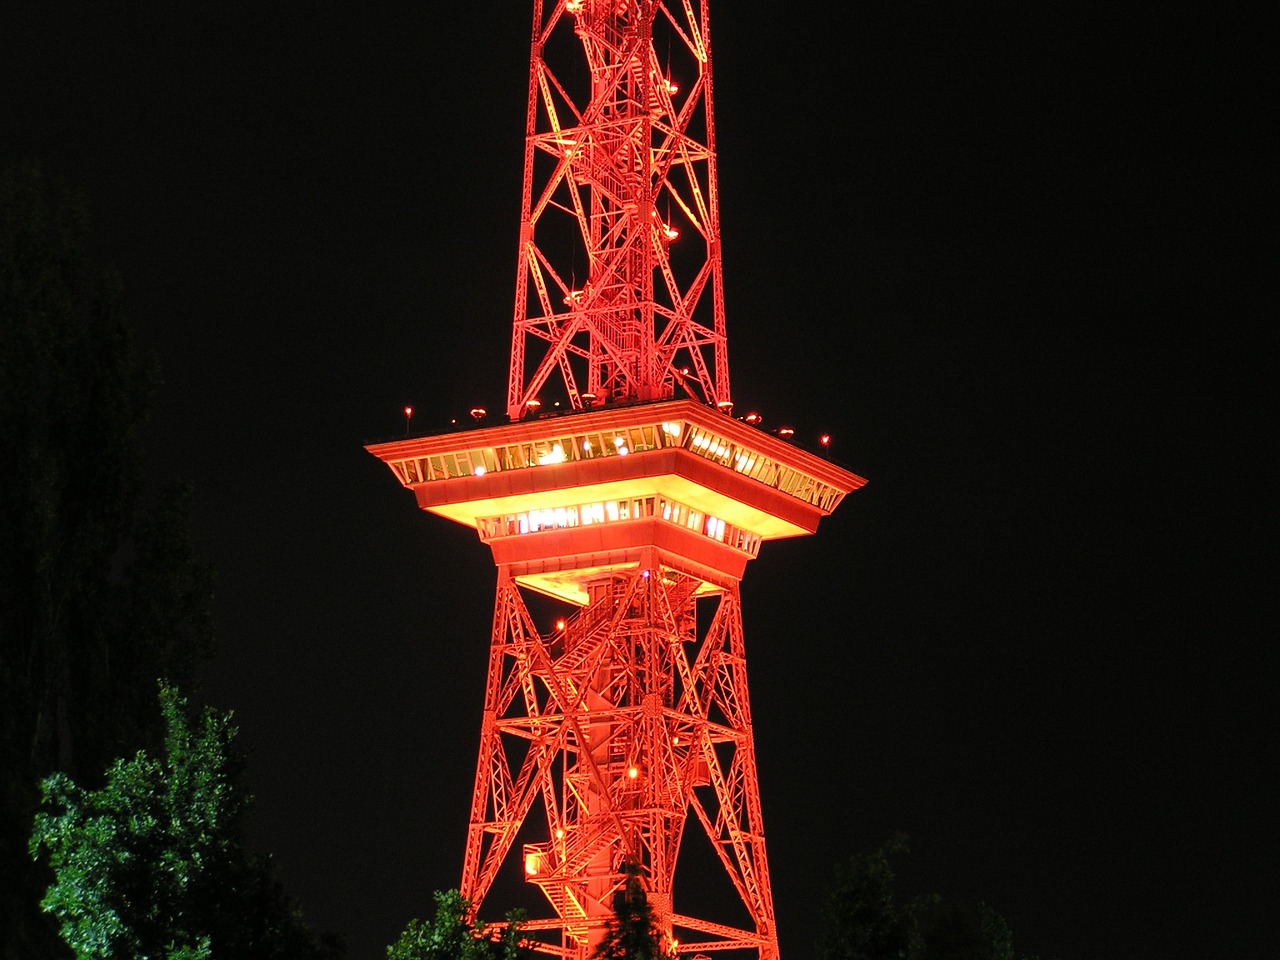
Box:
[464, 562, 776, 959]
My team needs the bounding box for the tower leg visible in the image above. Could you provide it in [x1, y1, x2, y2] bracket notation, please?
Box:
[460, 562, 778, 960]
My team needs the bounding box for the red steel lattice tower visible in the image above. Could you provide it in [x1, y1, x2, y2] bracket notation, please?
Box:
[368, 3, 865, 959]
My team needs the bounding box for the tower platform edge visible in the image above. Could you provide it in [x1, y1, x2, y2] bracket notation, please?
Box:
[367, 399, 866, 602]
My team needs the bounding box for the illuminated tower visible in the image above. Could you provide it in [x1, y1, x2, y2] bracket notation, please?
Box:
[368, 2, 865, 959]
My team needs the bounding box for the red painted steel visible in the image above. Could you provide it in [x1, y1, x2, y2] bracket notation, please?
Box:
[462, 563, 778, 960]
[506, 0, 729, 421]
[368, 3, 865, 958]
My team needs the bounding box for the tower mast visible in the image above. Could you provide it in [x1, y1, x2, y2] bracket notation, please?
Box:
[368, 3, 865, 959]
[507, 0, 728, 420]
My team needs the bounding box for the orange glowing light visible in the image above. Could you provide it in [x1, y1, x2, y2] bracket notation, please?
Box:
[778, 426, 795, 438]
[537, 442, 566, 465]
[470, 407, 487, 421]
[525, 852, 541, 876]
[745, 412, 762, 425]
[819, 434, 831, 447]
[627, 765, 640, 779]
[555, 618, 567, 631]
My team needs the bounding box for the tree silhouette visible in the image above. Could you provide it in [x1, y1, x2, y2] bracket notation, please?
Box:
[815, 836, 1036, 960]
[2, 161, 214, 960]
[387, 889, 526, 960]
[592, 860, 673, 960]
[30, 685, 340, 960]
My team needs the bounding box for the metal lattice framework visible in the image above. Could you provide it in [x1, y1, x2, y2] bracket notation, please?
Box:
[462, 562, 775, 958]
[507, 0, 729, 420]
[368, 2, 866, 958]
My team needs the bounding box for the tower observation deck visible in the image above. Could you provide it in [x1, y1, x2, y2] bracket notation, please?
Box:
[368, 3, 865, 959]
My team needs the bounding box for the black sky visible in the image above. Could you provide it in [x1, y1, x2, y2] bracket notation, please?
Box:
[3, 3, 1271, 959]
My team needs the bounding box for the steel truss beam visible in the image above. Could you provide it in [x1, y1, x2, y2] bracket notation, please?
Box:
[461, 559, 778, 960]
[508, 0, 730, 420]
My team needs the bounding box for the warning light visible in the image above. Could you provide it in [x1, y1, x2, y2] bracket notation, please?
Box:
[819, 434, 831, 447]
[555, 618, 567, 631]
[627, 765, 640, 780]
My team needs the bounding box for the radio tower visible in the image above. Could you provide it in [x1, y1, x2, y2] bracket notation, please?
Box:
[368, 2, 865, 959]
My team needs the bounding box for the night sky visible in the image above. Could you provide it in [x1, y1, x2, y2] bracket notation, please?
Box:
[3, 3, 1270, 960]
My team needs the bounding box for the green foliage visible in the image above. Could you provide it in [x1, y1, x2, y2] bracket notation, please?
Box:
[817, 834, 919, 960]
[591, 861, 673, 960]
[388, 890, 525, 960]
[3, 160, 216, 959]
[30, 685, 339, 960]
[816, 837, 1035, 960]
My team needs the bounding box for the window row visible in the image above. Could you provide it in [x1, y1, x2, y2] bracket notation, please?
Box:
[389, 420, 684, 486]
[677, 424, 844, 511]
[476, 495, 762, 556]
[388, 416, 844, 513]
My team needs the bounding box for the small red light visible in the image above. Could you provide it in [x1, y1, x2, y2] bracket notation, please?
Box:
[745, 412, 762, 425]
[820, 434, 831, 446]
[555, 619, 567, 631]
[404, 406, 413, 418]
